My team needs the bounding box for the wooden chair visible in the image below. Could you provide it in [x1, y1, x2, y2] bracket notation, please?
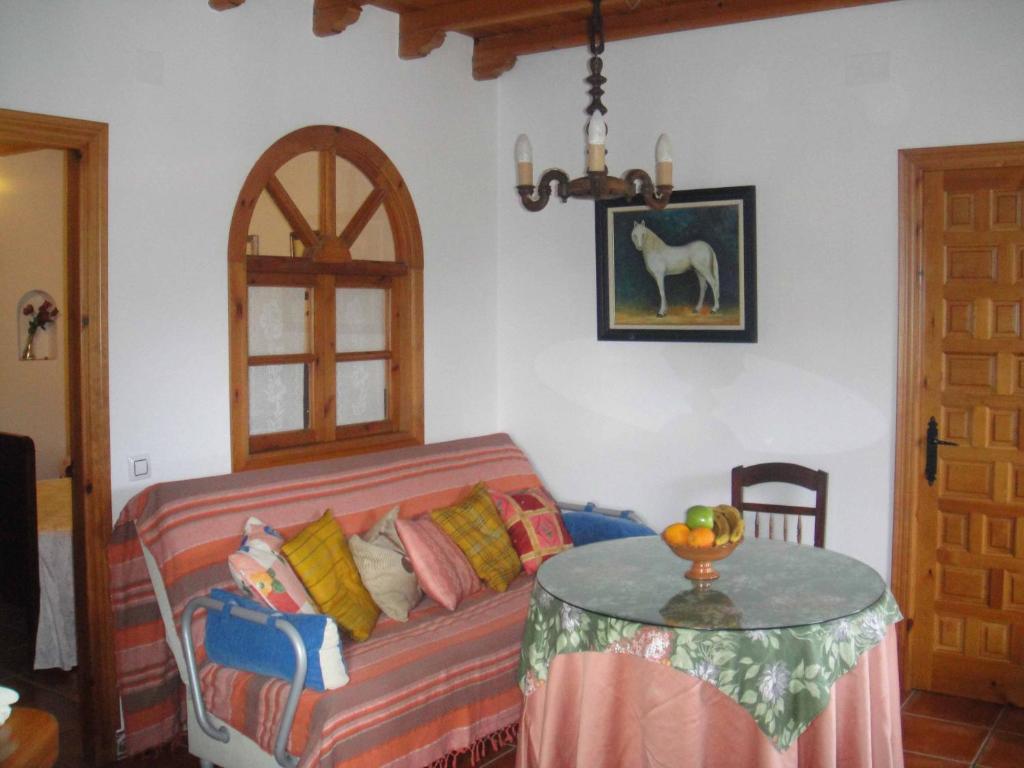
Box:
[731, 462, 828, 548]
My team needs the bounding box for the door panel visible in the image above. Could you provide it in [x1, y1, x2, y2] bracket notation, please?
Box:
[910, 164, 1024, 702]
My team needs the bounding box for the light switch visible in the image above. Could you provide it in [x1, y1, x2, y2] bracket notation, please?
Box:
[129, 454, 151, 481]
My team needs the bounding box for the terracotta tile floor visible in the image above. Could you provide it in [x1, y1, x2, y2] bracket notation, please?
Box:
[903, 689, 1024, 767]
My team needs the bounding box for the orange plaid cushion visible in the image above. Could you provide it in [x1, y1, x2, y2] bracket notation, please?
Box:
[282, 510, 380, 641]
[430, 483, 521, 592]
[488, 487, 573, 574]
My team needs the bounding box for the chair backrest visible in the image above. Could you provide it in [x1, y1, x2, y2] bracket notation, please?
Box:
[731, 462, 828, 548]
[0, 432, 41, 632]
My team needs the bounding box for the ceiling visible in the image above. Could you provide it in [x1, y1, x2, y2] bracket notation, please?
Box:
[212, 0, 897, 80]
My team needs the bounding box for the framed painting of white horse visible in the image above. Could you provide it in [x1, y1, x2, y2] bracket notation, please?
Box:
[596, 186, 757, 342]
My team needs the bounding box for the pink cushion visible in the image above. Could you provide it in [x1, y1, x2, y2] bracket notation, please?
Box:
[228, 517, 317, 614]
[394, 515, 480, 611]
[489, 487, 573, 574]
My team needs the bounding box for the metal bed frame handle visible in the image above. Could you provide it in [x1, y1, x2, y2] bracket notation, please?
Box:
[181, 595, 308, 768]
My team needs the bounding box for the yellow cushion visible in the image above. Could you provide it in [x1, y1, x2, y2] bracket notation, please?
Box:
[282, 510, 379, 641]
[430, 483, 522, 592]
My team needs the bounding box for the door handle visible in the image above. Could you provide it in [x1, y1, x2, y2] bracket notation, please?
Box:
[925, 416, 958, 486]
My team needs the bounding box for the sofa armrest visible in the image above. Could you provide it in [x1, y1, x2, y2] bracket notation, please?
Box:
[181, 595, 307, 768]
[556, 500, 649, 526]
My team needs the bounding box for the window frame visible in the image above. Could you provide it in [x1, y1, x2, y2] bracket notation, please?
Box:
[228, 125, 423, 470]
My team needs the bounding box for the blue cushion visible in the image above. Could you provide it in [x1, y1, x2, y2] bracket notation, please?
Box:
[205, 588, 348, 690]
[561, 511, 655, 546]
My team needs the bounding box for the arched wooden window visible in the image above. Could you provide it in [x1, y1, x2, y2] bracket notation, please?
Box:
[229, 126, 423, 470]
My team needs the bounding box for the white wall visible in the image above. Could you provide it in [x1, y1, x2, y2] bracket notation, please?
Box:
[0, 1, 500, 514]
[3, 0, 1022, 574]
[495, 0, 1024, 578]
[0, 149, 69, 479]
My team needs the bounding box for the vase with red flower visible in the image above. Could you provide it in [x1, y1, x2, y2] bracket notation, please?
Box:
[21, 299, 60, 360]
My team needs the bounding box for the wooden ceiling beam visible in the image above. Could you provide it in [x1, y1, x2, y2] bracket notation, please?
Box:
[210, 0, 900, 78]
[412, 0, 591, 32]
[472, 0, 895, 80]
[313, 0, 362, 37]
[400, 0, 595, 60]
[398, 19, 447, 61]
[473, 48, 519, 82]
[209, 0, 361, 38]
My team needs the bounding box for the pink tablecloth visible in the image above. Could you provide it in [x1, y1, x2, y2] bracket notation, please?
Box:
[517, 627, 903, 768]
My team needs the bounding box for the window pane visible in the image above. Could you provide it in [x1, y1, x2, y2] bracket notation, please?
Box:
[248, 152, 319, 258]
[336, 360, 387, 425]
[336, 288, 387, 353]
[248, 286, 310, 355]
[249, 189, 292, 257]
[350, 204, 396, 262]
[249, 364, 309, 435]
[276, 151, 319, 231]
[335, 157, 374, 237]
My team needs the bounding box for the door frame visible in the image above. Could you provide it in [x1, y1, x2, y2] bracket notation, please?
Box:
[893, 140, 1024, 692]
[0, 108, 116, 764]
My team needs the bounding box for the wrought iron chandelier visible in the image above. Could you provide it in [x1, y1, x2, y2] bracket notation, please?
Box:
[515, 0, 672, 212]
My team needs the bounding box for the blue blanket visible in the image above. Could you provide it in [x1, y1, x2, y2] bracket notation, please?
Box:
[205, 589, 347, 691]
[561, 509, 655, 546]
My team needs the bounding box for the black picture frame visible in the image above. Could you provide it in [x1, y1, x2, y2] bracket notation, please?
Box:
[596, 186, 757, 342]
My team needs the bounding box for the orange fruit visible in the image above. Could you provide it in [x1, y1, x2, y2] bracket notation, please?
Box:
[662, 523, 691, 548]
[688, 527, 715, 548]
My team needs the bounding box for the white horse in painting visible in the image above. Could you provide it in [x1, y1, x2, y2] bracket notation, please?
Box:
[631, 220, 720, 317]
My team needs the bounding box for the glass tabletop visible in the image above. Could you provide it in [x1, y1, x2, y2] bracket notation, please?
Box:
[536, 536, 886, 630]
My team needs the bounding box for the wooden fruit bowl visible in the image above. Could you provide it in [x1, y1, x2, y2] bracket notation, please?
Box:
[664, 538, 741, 581]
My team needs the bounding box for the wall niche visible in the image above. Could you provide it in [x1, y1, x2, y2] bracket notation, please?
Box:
[17, 289, 60, 361]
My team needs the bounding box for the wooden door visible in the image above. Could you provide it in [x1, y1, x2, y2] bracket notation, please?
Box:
[903, 149, 1024, 703]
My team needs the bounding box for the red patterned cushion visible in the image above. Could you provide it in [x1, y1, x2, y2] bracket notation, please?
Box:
[488, 487, 573, 574]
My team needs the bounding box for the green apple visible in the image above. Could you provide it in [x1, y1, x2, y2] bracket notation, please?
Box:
[685, 504, 715, 530]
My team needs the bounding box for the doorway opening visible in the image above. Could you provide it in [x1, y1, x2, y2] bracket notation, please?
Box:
[0, 108, 116, 764]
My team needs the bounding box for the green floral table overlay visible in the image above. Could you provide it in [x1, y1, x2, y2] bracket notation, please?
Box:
[518, 585, 902, 751]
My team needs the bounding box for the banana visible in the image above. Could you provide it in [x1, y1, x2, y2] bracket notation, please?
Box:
[717, 504, 741, 527]
[712, 508, 732, 546]
[717, 504, 742, 530]
[730, 518, 746, 543]
[714, 504, 745, 543]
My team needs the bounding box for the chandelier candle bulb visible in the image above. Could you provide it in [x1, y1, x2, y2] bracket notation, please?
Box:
[515, 134, 534, 186]
[586, 114, 606, 172]
[655, 133, 672, 187]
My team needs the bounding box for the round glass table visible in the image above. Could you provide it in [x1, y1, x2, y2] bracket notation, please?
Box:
[518, 535, 903, 764]
[536, 536, 887, 630]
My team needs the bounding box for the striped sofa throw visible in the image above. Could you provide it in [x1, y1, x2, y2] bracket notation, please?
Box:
[109, 433, 544, 762]
[201, 575, 532, 766]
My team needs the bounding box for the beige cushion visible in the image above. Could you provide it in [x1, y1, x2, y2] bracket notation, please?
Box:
[350, 507, 422, 622]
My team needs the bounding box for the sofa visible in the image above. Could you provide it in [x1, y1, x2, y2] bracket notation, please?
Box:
[109, 433, 548, 768]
